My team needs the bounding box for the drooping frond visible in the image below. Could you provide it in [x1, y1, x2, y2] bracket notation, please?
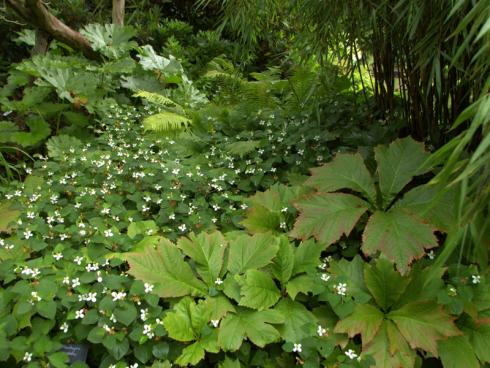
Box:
[134, 90, 182, 110]
[142, 111, 191, 135]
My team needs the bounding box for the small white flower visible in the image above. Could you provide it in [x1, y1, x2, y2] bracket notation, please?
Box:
[211, 319, 220, 327]
[292, 343, 302, 353]
[321, 273, 331, 282]
[100, 208, 110, 215]
[26, 212, 35, 219]
[60, 322, 69, 333]
[317, 325, 328, 336]
[74, 256, 84, 265]
[178, 224, 187, 232]
[23, 230, 33, 240]
[279, 222, 287, 229]
[144, 283, 154, 293]
[335, 283, 347, 296]
[215, 278, 223, 286]
[31, 291, 42, 302]
[53, 252, 63, 261]
[104, 229, 114, 238]
[111, 291, 127, 301]
[75, 309, 85, 319]
[472, 275, 481, 284]
[110, 313, 117, 323]
[143, 324, 154, 339]
[345, 349, 358, 360]
[427, 250, 435, 260]
[71, 278, 80, 288]
[23, 352, 32, 362]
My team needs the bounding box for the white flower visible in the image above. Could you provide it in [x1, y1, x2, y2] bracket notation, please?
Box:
[321, 273, 331, 282]
[215, 278, 223, 286]
[71, 278, 81, 288]
[472, 275, 481, 284]
[335, 283, 347, 296]
[292, 343, 302, 353]
[211, 319, 220, 327]
[26, 212, 35, 219]
[317, 325, 328, 336]
[144, 283, 154, 293]
[345, 349, 358, 360]
[31, 291, 42, 302]
[111, 291, 127, 301]
[129, 364, 139, 368]
[23, 230, 33, 239]
[74, 256, 84, 265]
[60, 233, 69, 241]
[75, 309, 85, 319]
[53, 252, 63, 261]
[104, 229, 114, 238]
[60, 322, 69, 333]
[140, 309, 148, 321]
[143, 324, 154, 339]
[110, 313, 117, 323]
[279, 222, 287, 229]
[23, 352, 32, 362]
[100, 208, 110, 215]
[178, 224, 187, 232]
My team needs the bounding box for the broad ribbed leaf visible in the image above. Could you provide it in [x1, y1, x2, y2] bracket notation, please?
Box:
[307, 153, 377, 202]
[363, 321, 416, 368]
[394, 184, 457, 232]
[362, 209, 438, 275]
[81, 24, 137, 59]
[0, 202, 20, 234]
[218, 309, 284, 351]
[388, 302, 460, 355]
[239, 270, 281, 310]
[292, 239, 325, 276]
[375, 137, 431, 206]
[286, 274, 323, 300]
[163, 297, 210, 342]
[125, 238, 207, 298]
[364, 259, 410, 310]
[334, 304, 384, 345]
[438, 336, 480, 368]
[275, 299, 317, 342]
[291, 193, 369, 246]
[175, 342, 205, 367]
[227, 233, 279, 274]
[271, 236, 295, 286]
[177, 231, 227, 286]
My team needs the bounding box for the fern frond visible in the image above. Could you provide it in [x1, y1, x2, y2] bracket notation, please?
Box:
[142, 111, 191, 135]
[134, 90, 182, 109]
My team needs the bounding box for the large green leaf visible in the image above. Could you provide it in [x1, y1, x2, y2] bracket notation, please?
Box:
[438, 336, 480, 368]
[291, 193, 369, 247]
[81, 24, 137, 59]
[364, 259, 410, 311]
[239, 270, 281, 310]
[0, 201, 20, 233]
[218, 309, 284, 351]
[271, 236, 295, 287]
[334, 304, 384, 346]
[124, 238, 207, 298]
[388, 302, 460, 355]
[274, 299, 317, 342]
[226, 233, 279, 274]
[394, 184, 458, 232]
[307, 153, 377, 202]
[175, 342, 205, 367]
[363, 320, 416, 368]
[292, 239, 325, 276]
[241, 184, 312, 234]
[362, 208, 438, 275]
[163, 297, 210, 342]
[8, 117, 51, 147]
[177, 231, 227, 286]
[374, 137, 431, 206]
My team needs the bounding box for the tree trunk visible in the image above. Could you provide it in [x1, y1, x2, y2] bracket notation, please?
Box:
[5, 0, 99, 60]
[31, 29, 51, 55]
[112, 0, 125, 26]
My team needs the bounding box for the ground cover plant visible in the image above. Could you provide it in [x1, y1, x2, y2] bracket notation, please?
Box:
[0, 1, 488, 367]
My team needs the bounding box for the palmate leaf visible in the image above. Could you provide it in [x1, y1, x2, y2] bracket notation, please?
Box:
[271, 236, 295, 287]
[177, 231, 228, 286]
[362, 208, 438, 275]
[291, 192, 369, 247]
[218, 308, 284, 351]
[364, 258, 410, 311]
[274, 299, 317, 342]
[239, 269, 281, 310]
[81, 24, 137, 59]
[226, 233, 279, 274]
[363, 320, 416, 368]
[334, 304, 384, 346]
[163, 297, 210, 342]
[142, 111, 191, 134]
[307, 153, 377, 203]
[242, 184, 312, 234]
[374, 137, 432, 206]
[388, 302, 460, 355]
[123, 238, 207, 298]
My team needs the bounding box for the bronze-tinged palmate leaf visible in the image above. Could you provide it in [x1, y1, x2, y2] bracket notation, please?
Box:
[306, 153, 377, 203]
[291, 192, 369, 247]
[362, 208, 438, 275]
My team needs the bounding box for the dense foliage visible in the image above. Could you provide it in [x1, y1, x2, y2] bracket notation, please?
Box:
[0, 1, 488, 367]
